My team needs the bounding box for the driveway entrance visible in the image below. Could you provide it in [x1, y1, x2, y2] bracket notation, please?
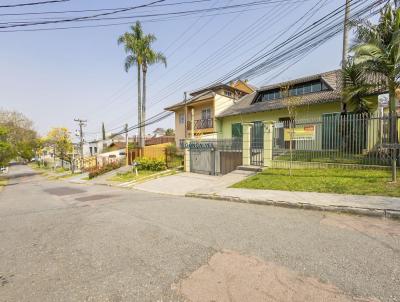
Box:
[190, 149, 215, 175]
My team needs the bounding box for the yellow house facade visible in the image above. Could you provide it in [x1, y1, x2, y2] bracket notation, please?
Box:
[165, 80, 256, 146]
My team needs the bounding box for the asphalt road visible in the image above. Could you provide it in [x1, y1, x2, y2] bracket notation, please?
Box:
[0, 165, 399, 302]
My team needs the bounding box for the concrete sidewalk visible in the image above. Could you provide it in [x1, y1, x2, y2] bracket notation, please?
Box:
[187, 186, 400, 220]
[133, 170, 254, 196]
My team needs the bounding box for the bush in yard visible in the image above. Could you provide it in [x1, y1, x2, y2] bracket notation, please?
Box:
[88, 162, 121, 179]
[135, 157, 166, 171]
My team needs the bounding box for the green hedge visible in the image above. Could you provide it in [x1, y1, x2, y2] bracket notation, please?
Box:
[135, 157, 166, 171]
[88, 162, 121, 179]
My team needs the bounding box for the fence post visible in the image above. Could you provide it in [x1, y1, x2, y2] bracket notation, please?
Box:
[263, 121, 274, 167]
[242, 123, 252, 166]
[184, 139, 191, 172]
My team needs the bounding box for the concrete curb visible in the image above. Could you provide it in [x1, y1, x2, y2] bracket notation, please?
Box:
[185, 192, 400, 220]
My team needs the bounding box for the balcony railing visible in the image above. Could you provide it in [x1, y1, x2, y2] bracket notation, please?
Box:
[187, 118, 214, 130]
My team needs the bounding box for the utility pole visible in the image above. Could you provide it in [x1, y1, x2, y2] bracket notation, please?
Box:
[341, 0, 350, 112]
[184, 91, 188, 141]
[74, 118, 87, 170]
[125, 123, 129, 166]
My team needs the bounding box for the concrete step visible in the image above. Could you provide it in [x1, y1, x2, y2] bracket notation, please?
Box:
[237, 165, 263, 172]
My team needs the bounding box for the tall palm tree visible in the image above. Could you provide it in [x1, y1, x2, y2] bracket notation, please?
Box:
[118, 21, 145, 147]
[351, 4, 400, 114]
[351, 4, 400, 181]
[140, 34, 167, 148]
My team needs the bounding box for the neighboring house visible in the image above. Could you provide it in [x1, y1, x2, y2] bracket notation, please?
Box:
[96, 148, 126, 166]
[83, 140, 104, 157]
[165, 80, 256, 146]
[153, 128, 166, 138]
[216, 69, 385, 139]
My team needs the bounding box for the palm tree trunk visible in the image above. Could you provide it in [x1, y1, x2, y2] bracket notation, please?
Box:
[137, 65, 142, 148]
[141, 64, 147, 149]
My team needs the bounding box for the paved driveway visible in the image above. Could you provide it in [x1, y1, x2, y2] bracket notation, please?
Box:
[0, 165, 399, 301]
[133, 170, 253, 195]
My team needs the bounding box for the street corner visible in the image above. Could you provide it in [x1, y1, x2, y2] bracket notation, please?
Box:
[172, 250, 380, 302]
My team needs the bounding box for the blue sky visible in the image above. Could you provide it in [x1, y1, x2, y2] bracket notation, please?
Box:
[0, 0, 370, 140]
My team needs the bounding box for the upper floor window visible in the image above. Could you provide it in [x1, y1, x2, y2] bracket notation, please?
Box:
[224, 90, 233, 97]
[202, 108, 211, 120]
[254, 80, 329, 103]
[179, 112, 185, 124]
[289, 80, 326, 96]
[260, 89, 281, 102]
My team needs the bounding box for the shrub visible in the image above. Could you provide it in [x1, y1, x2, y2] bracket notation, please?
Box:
[165, 144, 177, 154]
[88, 162, 121, 179]
[135, 157, 166, 171]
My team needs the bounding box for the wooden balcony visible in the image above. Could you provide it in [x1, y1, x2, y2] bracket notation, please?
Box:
[187, 118, 214, 131]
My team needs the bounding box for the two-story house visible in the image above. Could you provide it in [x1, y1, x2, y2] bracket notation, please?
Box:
[165, 80, 256, 146]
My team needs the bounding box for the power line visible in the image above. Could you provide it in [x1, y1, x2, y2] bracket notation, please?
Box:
[143, 0, 312, 108]
[84, 0, 222, 124]
[0, 0, 69, 8]
[0, 0, 215, 16]
[0, 0, 166, 29]
[207, 0, 383, 85]
[0, 0, 306, 29]
[0, 4, 287, 31]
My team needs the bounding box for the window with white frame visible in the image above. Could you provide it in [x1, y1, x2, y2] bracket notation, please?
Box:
[201, 108, 211, 120]
[224, 90, 233, 97]
[179, 112, 185, 124]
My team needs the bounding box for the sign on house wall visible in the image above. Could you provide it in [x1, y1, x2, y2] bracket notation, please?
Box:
[180, 141, 215, 150]
[284, 125, 316, 141]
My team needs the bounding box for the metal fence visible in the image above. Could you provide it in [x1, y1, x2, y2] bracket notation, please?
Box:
[272, 113, 398, 167]
[180, 138, 243, 175]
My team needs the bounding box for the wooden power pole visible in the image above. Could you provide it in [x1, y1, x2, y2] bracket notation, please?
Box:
[74, 118, 87, 170]
[125, 123, 129, 166]
[341, 0, 350, 113]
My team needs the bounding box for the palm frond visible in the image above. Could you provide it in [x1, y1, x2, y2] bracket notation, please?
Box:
[124, 55, 137, 72]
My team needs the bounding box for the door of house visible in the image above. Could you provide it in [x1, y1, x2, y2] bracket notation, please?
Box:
[250, 121, 264, 166]
[278, 117, 296, 150]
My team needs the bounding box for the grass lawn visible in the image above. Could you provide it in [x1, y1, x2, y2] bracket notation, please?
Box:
[232, 168, 400, 197]
[109, 170, 159, 182]
[109, 169, 175, 182]
[55, 167, 70, 173]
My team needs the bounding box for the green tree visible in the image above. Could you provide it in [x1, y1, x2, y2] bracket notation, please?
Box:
[46, 128, 73, 168]
[165, 128, 175, 136]
[141, 33, 167, 147]
[118, 21, 145, 147]
[342, 58, 378, 114]
[0, 110, 37, 162]
[0, 126, 13, 166]
[351, 5, 399, 113]
[351, 4, 400, 181]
